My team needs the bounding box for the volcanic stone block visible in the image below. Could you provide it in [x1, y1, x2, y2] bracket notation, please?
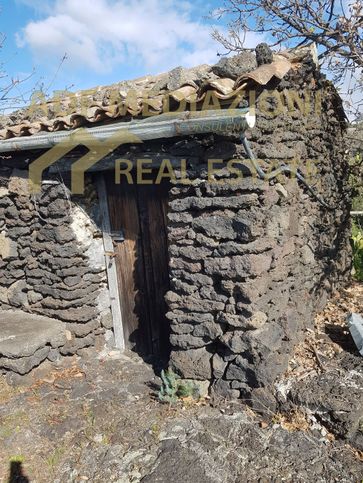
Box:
[218, 313, 247, 329]
[5, 204, 19, 219]
[39, 306, 98, 323]
[0, 232, 18, 260]
[170, 347, 212, 380]
[170, 323, 194, 335]
[170, 295, 225, 313]
[171, 279, 197, 295]
[167, 311, 214, 325]
[193, 216, 233, 239]
[0, 285, 8, 304]
[0, 311, 67, 373]
[210, 378, 240, 400]
[65, 319, 100, 337]
[0, 187, 9, 197]
[212, 50, 257, 78]
[170, 333, 207, 349]
[204, 254, 272, 279]
[225, 356, 257, 385]
[249, 387, 278, 416]
[178, 246, 213, 260]
[289, 370, 363, 446]
[245, 312, 268, 330]
[27, 290, 43, 304]
[8, 169, 30, 196]
[192, 321, 223, 340]
[220, 332, 248, 354]
[244, 324, 284, 352]
[212, 353, 228, 379]
[59, 333, 95, 355]
[179, 273, 214, 287]
[7, 280, 28, 307]
[169, 259, 202, 273]
[0, 346, 50, 375]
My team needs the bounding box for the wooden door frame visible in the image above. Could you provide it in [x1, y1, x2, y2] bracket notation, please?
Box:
[96, 174, 125, 350]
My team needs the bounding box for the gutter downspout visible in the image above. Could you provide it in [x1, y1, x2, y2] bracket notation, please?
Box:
[240, 134, 334, 210]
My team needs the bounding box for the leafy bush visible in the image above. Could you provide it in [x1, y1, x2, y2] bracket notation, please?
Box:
[158, 369, 198, 404]
[350, 152, 363, 212]
[352, 225, 363, 281]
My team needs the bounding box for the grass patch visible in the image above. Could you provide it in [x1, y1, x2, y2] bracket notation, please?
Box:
[0, 411, 30, 440]
[45, 446, 66, 470]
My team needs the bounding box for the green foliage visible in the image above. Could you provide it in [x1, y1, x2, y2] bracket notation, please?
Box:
[350, 160, 363, 211]
[45, 446, 65, 470]
[158, 369, 198, 404]
[158, 369, 179, 404]
[349, 142, 363, 282]
[352, 219, 362, 237]
[352, 225, 363, 281]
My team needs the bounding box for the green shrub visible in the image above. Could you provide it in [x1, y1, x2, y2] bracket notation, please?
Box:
[352, 228, 363, 281]
[158, 369, 198, 404]
[349, 141, 363, 211]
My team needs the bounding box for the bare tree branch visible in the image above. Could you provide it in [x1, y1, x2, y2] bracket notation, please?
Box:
[0, 23, 68, 118]
[211, 0, 363, 119]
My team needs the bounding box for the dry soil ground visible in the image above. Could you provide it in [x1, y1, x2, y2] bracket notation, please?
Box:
[0, 284, 362, 482]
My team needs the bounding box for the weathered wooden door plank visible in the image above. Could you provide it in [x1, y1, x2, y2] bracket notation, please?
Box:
[104, 170, 170, 356]
[138, 182, 170, 356]
[96, 175, 125, 350]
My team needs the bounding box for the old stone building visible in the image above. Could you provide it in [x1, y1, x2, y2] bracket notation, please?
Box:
[0, 44, 351, 401]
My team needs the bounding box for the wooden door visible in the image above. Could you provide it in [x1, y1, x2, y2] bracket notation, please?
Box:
[105, 172, 170, 358]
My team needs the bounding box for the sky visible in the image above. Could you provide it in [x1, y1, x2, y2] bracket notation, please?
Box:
[0, 0, 263, 107]
[0, 0, 359, 118]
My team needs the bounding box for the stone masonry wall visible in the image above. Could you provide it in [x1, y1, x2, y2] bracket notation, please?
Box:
[165, 64, 351, 402]
[0, 55, 351, 393]
[0, 170, 112, 356]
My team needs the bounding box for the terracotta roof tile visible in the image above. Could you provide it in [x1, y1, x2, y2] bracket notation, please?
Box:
[0, 47, 314, 140]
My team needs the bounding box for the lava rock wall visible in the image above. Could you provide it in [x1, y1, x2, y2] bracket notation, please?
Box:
[0, 57, 351, 394]
[166, 65, 351, 400]
[0, 170, 111, 356]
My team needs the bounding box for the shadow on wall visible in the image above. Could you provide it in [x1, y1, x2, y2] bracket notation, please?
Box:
[8, 461, 30, 483]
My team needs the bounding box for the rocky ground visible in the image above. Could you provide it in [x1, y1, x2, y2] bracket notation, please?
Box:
[0, 284, 362, 482]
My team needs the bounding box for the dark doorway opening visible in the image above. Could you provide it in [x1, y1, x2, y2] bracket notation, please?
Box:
[105, 170, 170, 360]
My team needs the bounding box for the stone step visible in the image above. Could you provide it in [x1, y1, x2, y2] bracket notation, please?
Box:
[347, 313, 363, 356]
[0, 311, 67, 374]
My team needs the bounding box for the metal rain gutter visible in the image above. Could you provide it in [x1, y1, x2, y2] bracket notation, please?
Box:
[0, 107, 334, 210]
[0, 108, 255, 153]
